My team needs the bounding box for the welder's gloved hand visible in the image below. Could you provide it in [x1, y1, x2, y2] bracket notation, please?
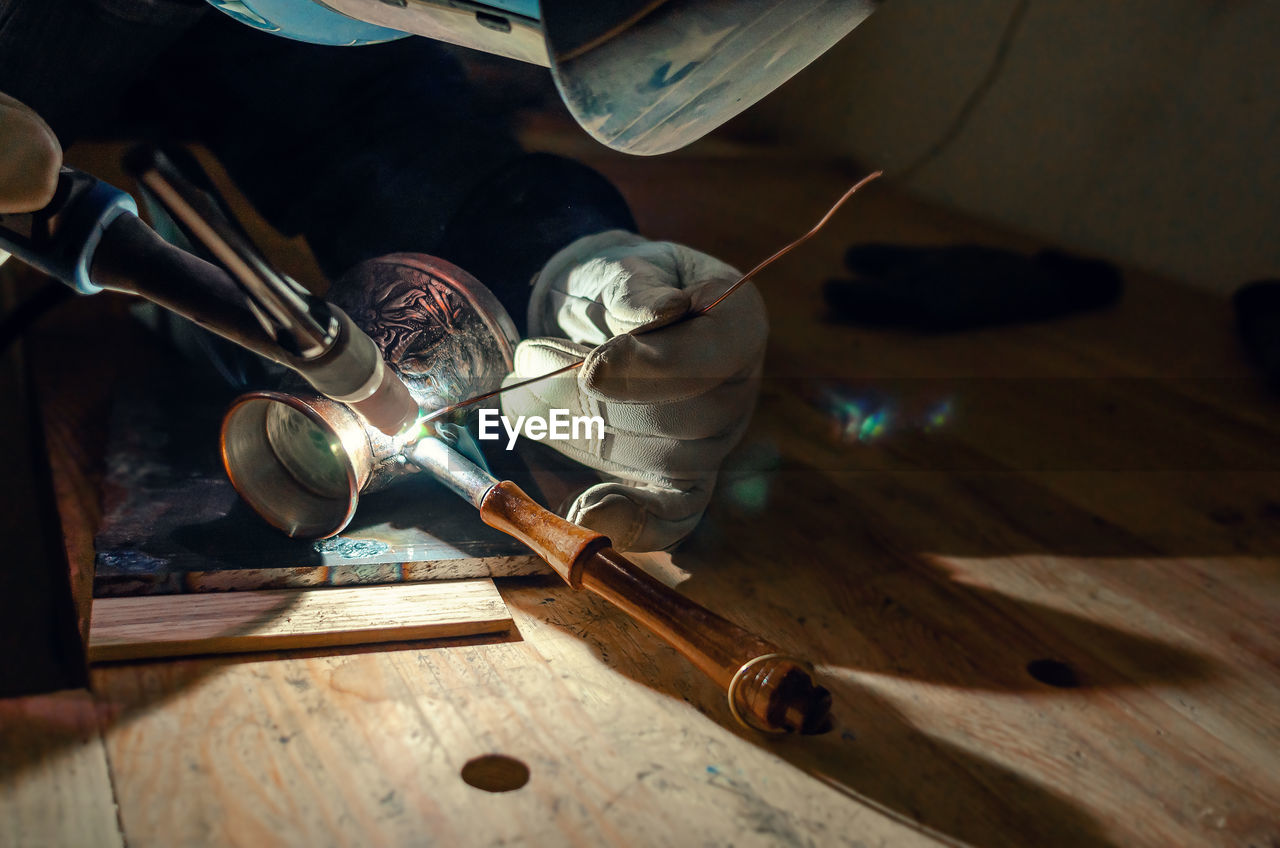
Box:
[0, 93, 62, 266]
[502, 230, 767, 552]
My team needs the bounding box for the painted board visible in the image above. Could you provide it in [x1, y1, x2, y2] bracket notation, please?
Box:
[93, 357, 546, 597]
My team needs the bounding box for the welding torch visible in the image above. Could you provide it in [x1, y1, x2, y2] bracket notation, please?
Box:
[0, 152, 418, 436]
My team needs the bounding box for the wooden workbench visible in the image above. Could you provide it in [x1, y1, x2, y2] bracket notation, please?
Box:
[2, 142, 1278, 847]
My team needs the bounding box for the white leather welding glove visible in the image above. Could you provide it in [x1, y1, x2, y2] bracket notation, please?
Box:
[501, 230, 767, 552]
[0, 93, 62, 266]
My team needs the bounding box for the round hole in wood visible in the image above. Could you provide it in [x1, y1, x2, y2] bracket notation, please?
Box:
[1026, 659, 1080, 688]
[460, 754, 530, 793]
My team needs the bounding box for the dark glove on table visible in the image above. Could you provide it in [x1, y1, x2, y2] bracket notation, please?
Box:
[1233, 280, 1280, 394]
[823, 243, 1123, 331]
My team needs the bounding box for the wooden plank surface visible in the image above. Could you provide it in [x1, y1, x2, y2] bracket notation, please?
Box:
[87, 582, 938, 848]
[89, 580, 513, 662]
[0, 282, 87, 694]
[3, 140, 1279, 847]
[0, 690, 123, 848]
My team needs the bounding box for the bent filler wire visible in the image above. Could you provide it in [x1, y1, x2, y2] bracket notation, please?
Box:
[414, 171, 883, 429]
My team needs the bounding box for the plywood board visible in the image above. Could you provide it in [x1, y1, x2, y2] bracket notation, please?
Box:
[0, 689, 123, 848]
[88, 579, 512, 662]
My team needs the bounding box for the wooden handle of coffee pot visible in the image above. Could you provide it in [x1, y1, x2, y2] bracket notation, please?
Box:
[480, 481, 831, 733]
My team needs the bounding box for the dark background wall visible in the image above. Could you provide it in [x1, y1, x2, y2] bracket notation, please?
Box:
[735, 0, 1279, 292]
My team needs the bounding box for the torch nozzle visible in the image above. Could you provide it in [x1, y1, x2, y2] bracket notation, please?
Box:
[344, 360, 419, 436]
[298, 309, 420, 436]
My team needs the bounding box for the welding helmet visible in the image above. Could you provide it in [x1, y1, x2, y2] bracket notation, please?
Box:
[203, 0, 876, 154]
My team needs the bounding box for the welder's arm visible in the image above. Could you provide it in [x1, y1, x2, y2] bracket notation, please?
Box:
[500, 231, 768, 552]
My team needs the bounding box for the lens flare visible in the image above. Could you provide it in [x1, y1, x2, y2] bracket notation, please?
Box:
[810, 384, 954, 444]
[925, 399, 953, 431]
